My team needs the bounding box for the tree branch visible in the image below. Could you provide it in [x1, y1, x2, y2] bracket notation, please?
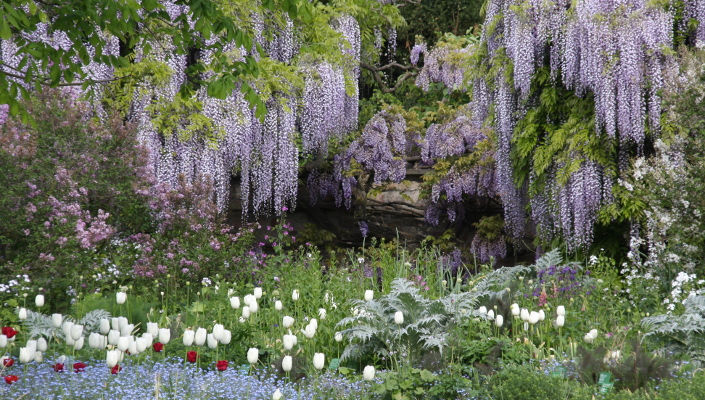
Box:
[361, 62, 418, 94]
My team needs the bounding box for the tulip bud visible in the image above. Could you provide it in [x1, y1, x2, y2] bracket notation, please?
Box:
[194, 328, 207, 346]
[282, 355, 292, 372]
[183, 329, 195, 346]
[273, 389, 283, 400]
[254, 287, 263, 299]
[146, 322, 159, 337]
[18, 307, 27, 320]
[220, 330, 232, 345]
[364, 290, 373, 302]
[487, 310, 495, 320]
[538, 310, 545, 321]
[73, 336, 84, 351]
[35, 295, 45, 307]
[207, 333, 218, 349]
[318, 308, 327, 320]
[230, 296, 241, 309]
[116, 292, 127, 305]
[556, 305, 565, 316]
[495, 315, 504, 327]
[247, 348, 259, 364]
[37, 337, 48, 352]
[394, 311, 404, 325]
[309, 318, 318, 330]
[283, 334, 295, 350]
[363, 365, 376, 381]
[52, 314, 63, 328]
[529, 311, 539, 325]
[478, 306, 487, 315]
[282, 316, 294, 329]
[511, 305, 520, 317]
[292, 290, 300, 302]
[107, 349, 120, 368]
[158, 328, 171, 345]
[136, 337, 147, 353]
[312, 353, 325, 370]
[242, 306, 251, 319]
[334, 332, 343, 343]
[556, 315, 565, 328]
[275, 300, 283, 311]
[100, 319, 111, 335]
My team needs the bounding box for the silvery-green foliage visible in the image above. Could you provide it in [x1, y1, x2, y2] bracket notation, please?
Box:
[22, 309, 111, 341]
[336, 270, 526, 364]
[642, 295, 705, 365]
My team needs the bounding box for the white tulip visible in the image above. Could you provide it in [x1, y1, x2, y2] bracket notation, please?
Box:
[303, 324, 316, 339]
[529, 311, 540, 325]
[116, 292, 127, 305]
[556, 305, 566, 316]
[478, 306, 487, 315]
[128, 338, 138, 355]
[194, 328, 207, 346]
[35, 295, 45, 307]
[207, 333, 218, 349]
[275, 300, 283, 311]
[312, 352, 325, 370]
[309, 318, 318, 330]
[136, 337, 147, 353]
[100, 318, 111, 335]
[158, 328, 171, 344]
[487, 310, 495, 320]
[106, 349, 120, 368]
[33, 351, 43, 363]
[19, 347, 33, 363]
[88, 333, 100, 349]
[495, 315, 504, 327]
[146, 322, 159, 337]
[243, 294, 254, 306]
[117, 316, 128, 330]
[73, 336, 84, 350]
[52, 314, 63, 328]
[0, 335, 6, 348]
[394, 311, 404, 325]
[220, 329, 232, 345]
[65, 335, 75, 346]
[556, 315, 565, 328]
[364, 290, 373, 302]
[247, 348, 259, 364]
[108, 330, 120, 345]
[282, 316, 294, 329]
[71, 324, 84, 341]
[249, 299, 259, 313]
[283, 334, 295, 350]
[230, 296, 241, 309]
[292, 289, 300, 301]
[584, 333, 594, 343]
[212, 324, 224, 341]
[37, 337, 47, 352]
[334, 332, 343, 343]
[282, 355, 293, 372]
[117, 336, 129, 352]
[183, 329, 195, 346]
[363, 365, 376, 381]
[18, 307, 27, 320]
[242, 306, 251, 319]
[538, 310, 546, 321]
[254, 287, 263, 299]
[520, 308, 530, 321]
[318, 308, 327, 320]
[26, 340, 37, 353]
[120, 323, 134, 337]
[273, 389, 283, 400]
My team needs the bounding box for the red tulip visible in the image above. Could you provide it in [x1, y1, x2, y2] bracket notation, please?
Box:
[1, 327, 17, 339]
[186, 351, 198, 363]
[111, 365, 122, 374]
[2, 358, 13, 367]
[53, 363, 65, 372]
[216, 360, 228, 371]
[73, 362, 86, 372]
[153, 342, 164, 352]
[4, 375, 18, 384]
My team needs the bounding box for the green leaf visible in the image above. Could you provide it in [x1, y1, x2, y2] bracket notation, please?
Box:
[0, 19, 11, 40]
